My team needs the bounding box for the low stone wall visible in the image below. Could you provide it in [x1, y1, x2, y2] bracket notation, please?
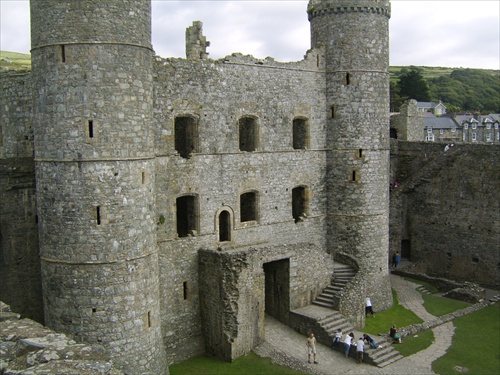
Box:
[392, 267, 486, 303]
[395, 298, 498, 342]
[0, 302, 122, 375]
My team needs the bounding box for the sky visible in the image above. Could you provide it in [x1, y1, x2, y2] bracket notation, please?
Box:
[1, 0, 499, 70]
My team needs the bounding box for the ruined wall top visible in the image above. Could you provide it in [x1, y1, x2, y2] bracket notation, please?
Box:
[186, 21, 210, 60]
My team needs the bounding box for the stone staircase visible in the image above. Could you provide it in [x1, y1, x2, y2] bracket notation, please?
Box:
[316, 310, 354, 336]
[391, 146, 459, 197]
[307, 261, 404, 367]
[313, 262, 357, 309]
[313, 309, 404, 367]
[365, 342, 404, 367]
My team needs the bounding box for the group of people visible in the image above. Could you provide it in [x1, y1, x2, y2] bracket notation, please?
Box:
[333, 331, 382, 364]
[307, 328, 384, 365]
[305, 297, 402, 365]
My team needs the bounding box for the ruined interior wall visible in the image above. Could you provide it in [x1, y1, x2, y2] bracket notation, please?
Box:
[392, 141, 500, 287]
[199, 243, 332, 363]
[0, 72, 43, 322]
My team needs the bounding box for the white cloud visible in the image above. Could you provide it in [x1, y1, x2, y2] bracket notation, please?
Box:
[1, 0, 499, 69]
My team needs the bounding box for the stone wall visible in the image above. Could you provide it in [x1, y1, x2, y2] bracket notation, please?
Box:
[0, 158, 42, 323]
[0, 301, 123, 375]
[390, 141, 500, 288]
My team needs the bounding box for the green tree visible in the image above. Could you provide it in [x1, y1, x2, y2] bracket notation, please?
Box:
[397, 69, 431, 102]
[390, 81, 404, 112]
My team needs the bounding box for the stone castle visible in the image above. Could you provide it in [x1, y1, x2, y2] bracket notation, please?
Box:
[1, 0, 396, 373]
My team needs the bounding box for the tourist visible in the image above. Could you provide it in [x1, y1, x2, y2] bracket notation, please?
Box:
[394, 252, 401, 268]
[363, 333, 380, 349]
[365, 297, 375, 317]
[306, 333, 318, 364]
[331, 329, 342, 348]
[389, 324, 402, 344]
[343, 332, 354, 358]
[444, 144, 450, 152]
[356, 336, 365, 363]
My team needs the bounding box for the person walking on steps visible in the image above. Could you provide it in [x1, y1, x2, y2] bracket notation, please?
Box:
[306, 333, 318, 364]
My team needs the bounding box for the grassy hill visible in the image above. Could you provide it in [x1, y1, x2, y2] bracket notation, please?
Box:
[0, 51, 31, 72]
[390, 65, 499, 84]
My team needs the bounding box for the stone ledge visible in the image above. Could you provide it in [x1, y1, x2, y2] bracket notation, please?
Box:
[0, 302, 123, 375]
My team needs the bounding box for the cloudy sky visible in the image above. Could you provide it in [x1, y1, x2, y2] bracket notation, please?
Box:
[1, 0, 499, 69]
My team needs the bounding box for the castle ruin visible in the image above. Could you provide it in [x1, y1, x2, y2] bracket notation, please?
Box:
[0, 1, 395, 373]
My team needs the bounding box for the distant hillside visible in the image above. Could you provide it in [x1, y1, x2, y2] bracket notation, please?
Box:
[390, 65, 500, 113]
[389, 65, 499, 84]
[0, 51, 31, 72]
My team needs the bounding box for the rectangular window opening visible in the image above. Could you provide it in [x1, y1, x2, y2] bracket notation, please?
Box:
[183, 281, 188, 300]
[358, 149, 363, 158]
[96, 206, 101, 225]
[147, 311, 152, 327]
[345, 72, 350, 85]
[352, 170, 357, 181]
[331, 105, 336, 119]
[141, 171, 145, 185]
[88, 120, 94, 138]
[61, 44, 66, 63]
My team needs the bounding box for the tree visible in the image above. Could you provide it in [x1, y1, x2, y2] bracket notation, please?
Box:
[397, 69, 431, 102]
[389, 81, 404, 112]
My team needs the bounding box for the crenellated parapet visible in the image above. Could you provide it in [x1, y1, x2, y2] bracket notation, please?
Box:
[308, 0, 391, 20]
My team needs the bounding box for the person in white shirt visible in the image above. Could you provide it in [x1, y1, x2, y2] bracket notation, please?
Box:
[331, 329, 342, 348]
[343, 332, 354, 358]
[356, 337, 365, 363]
[365, 297, 374, 317]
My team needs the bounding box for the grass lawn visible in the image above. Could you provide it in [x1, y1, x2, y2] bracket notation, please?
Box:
[364, 289, 423, 336]
[169, 352, 306, 375]
[432, 303, 500, 375]
[420, 293, 471, 317]
[394, 329, 434, 357]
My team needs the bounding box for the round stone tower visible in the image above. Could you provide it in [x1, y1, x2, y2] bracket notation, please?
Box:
[30, 1, 167, 373]
[308, 0, 393, 325]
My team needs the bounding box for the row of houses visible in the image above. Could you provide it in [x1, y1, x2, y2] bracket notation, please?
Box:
[391, 100, 500, 144]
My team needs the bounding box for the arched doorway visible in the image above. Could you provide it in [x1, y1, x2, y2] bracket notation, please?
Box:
[219, 210, 231, 242]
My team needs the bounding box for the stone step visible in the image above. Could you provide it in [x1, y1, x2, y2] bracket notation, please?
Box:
[415, 285, 433, 294]
[312, 300, 333, 309]
[376, 353, 404, 367]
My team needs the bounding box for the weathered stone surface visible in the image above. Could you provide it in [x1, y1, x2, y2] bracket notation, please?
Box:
[0, 303, 122, 375]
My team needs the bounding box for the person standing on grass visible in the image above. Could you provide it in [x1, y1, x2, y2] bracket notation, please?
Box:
[356, 336, 365, 363]
[306, 333, 318, 364]
[365, 297, 374, 317]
